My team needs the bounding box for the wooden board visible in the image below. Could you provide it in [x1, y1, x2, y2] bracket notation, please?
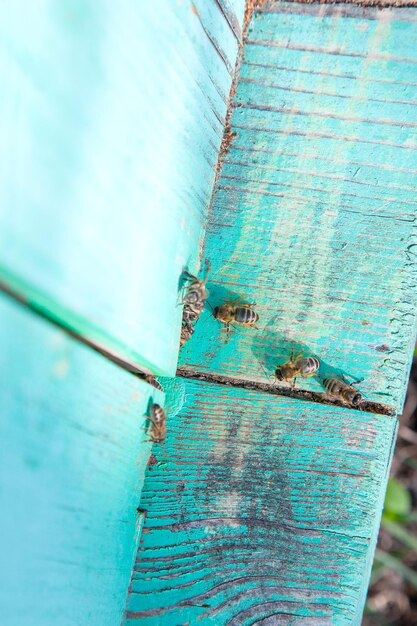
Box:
[179, 2, 417, 412]
[0, 294, 163, 626]
[0, 0, 245, 376]
[125, 377, 397, 625]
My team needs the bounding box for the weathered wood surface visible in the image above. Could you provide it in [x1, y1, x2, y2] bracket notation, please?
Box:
[125, 378, 397, 625]
[289, 1, 417, 7]
[0, 0, 245, 376]
[180, 2, 417, 412]
[0, 294, 163, 626]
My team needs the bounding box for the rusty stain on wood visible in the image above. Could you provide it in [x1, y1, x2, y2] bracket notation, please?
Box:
[244, 0, 270, 35]
[214, 0, 244, 43]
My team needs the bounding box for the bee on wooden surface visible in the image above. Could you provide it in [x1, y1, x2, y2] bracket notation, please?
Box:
[323, 378, 363, 407]
[213, 303, 259, 341]
[180, 321, 194, 347]
[182, 304, 199, 324]
[181, 261, 211, 315]
[144, 374, 164, 392]
[275, 353, 320, 388]
[146, 403, 167, 444]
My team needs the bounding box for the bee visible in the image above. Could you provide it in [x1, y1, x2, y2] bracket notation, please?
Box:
[275, 353, 320, 388]
[182, 304, 199, 324]
[181, 261, 211, 315]
[180, 321, 194, 347]
[213, 303, 259, 341]
[146, 403, 167, 443]
[323, 378, 363, 407]
[144, 374, 164, 392]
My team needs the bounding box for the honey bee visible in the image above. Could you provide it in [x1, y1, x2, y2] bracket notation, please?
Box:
[180, 321, 194, 347]
[182, 304, 199, 324]
[146, 403, 167, 443]
[323, 378, 363, 406]
[181, 261, 211, 315]
[275, 354, 320, 388]
[144, 374, 164, 392]
[213, 303, 259, 340]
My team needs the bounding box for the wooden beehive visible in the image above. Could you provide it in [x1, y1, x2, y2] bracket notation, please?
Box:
[1, 1, 416, 625]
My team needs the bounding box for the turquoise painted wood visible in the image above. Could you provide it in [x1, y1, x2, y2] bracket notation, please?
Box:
[0, 0, 245, 376]
[125, 377, 397, 625]
[1, 3, 414, 625]
[179, 2, 417, 412]
[0, 294, 163, 626]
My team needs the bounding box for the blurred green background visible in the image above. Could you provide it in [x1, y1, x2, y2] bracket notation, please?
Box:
[364, 356, 417, 625]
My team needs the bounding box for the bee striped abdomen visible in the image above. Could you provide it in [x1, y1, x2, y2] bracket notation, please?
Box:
[184, 286, 205, 309]
[182, 269, 210, 314]
[144, 375, 164, 392]
[323, 378, 362, 406]
[149, 403, 167, 443]
[323, 378, 341, 395]
[180, 322, 194, 346]
[299, 357, 320, 377]
[234, 306, 259, 325]
[182, 304, 199, 323]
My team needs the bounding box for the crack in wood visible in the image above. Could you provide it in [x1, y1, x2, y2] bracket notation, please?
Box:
[267, 1, 417, 13]
[177, 367, 395, 415]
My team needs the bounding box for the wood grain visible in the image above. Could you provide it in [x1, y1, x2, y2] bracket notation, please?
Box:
[179, 2, 417, 412]
[0, 0, 245, 376]
[125, 378, 397, 625]
[0, 293, 163, 626]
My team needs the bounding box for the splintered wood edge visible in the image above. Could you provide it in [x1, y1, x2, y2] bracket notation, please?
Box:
[255, 0, 417, 16]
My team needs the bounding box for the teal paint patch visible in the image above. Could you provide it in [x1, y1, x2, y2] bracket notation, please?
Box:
[180, 2, 417, 412]
[0, 294, 164, 626]
[0, 0, 245, 376]
[158, 377, 187, 419]
[125, 378, 397, 625]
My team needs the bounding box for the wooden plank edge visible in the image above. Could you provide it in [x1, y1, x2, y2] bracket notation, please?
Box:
[355, 417, 399, 623]
[0, 265, 166, 377]
[177, 367, 396, 416]
[253, 1, 417, 20]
